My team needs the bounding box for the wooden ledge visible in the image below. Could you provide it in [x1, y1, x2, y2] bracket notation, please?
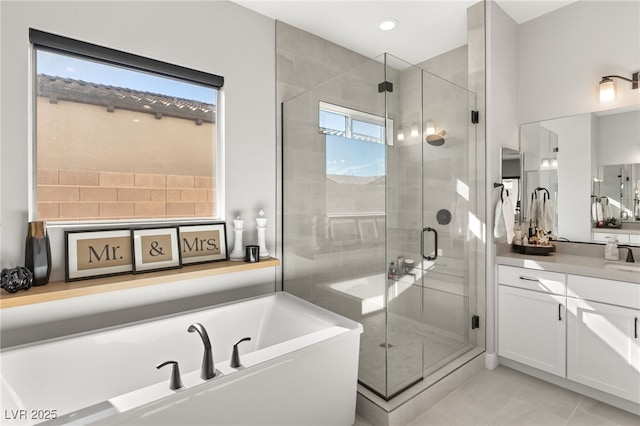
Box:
[0, 258, 280, 309]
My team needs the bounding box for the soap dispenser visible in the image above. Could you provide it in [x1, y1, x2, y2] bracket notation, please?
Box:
[604, 236, 619, 261]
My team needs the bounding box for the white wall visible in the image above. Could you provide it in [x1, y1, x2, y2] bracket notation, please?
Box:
[596, 110, 640, 165]
[485, 0, 519, 369]
[518, 0, 640, 124]
[0, 1, 277, 344]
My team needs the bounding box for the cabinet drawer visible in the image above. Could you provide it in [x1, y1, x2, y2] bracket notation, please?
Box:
[568, 275, 640, 309]
[592, 232, 630, 244]
[498, 265, 566, 295]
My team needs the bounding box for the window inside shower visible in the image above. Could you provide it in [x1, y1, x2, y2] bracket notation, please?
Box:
[321, 102, 386, 178]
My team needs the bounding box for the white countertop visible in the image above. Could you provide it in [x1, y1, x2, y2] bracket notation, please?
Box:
[496, 249, 640, 284]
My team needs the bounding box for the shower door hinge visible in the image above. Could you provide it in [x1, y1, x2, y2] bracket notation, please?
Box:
[471, 315, 480, 329]
[471, 110, 479, 124]
[378, 81, 393, 93]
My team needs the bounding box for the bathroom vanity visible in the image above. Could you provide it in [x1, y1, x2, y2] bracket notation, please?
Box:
[496, 243, 640, 415]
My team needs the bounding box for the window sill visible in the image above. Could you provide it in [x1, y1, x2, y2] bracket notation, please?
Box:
[0, 258, 280, 310]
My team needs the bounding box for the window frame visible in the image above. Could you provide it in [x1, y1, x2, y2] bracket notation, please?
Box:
[318, 101, 393, 146]
[29, 28, 225, 224]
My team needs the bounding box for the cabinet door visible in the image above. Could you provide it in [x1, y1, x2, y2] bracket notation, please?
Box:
[567, 298, 640, 403]
[498, 285, 566, 377]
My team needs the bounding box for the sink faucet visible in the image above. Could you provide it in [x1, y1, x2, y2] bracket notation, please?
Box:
[188, 323, 217, 380]
[625, 247, 635, 263]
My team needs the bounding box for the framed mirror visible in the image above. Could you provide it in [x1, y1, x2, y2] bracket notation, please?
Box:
[519, 106, 640, 245]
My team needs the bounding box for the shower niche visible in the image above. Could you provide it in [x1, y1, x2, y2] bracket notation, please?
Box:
[282, 53, 484, 400]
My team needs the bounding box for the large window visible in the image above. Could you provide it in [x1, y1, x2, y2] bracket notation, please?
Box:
[31, 29, 223, 222]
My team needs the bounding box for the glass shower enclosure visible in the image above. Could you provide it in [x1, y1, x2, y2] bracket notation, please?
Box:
[282, 53, 479, 399]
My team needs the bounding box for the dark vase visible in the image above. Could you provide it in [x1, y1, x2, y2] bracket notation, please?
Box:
[25, 221, 51, 286]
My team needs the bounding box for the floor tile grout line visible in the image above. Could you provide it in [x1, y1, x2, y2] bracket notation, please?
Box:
[564, 395, 584, 426]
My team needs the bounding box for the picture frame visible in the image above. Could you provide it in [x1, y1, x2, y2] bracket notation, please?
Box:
[178, 222, 228, 264]
[132, 227, 181, 273]
[65, 228, 134, 282]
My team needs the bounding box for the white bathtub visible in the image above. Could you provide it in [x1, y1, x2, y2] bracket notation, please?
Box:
[0, 292, 363, 425]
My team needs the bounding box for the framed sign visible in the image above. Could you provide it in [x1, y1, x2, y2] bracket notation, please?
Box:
[65, 229, 133, 282]
[178, 222, 228, 264]
[132, 227, 181, 273]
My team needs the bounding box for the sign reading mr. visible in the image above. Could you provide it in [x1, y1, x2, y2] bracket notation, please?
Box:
[77, 236, 132, 271]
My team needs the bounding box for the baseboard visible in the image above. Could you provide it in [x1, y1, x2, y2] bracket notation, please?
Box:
[485, 352, 499, 370]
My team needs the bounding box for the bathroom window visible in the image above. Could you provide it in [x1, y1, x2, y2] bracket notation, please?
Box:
[319, 101, 389, 145]
[321, 102, 387, 217]
[31, 29, 224, 222]
[320, 102, 389, 178]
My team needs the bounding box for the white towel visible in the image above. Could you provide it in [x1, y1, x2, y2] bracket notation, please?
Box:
[602, 198, 613, 219]
[494, 197, 515, 243]
[528, 197, 541, 227]
[541, 198, 555, 234]
[503, 197, 515, 243]
[592, 201, 603, 222]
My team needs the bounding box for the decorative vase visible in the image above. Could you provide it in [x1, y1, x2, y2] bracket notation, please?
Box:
[25, 221, 51, 286]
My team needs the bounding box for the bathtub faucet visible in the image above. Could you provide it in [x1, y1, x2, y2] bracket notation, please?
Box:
[188, 323, 219, 380]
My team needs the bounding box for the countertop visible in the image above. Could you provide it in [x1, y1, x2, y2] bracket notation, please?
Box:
[497, 247, 640, 284]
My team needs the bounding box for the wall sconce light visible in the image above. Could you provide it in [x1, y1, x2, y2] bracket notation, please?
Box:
[598, 72, 639, 102]
[540, 157, 550, 169]
[424, 120, 436, 136]
[410, 125, 419, 138]
[397, 127, 405, 142]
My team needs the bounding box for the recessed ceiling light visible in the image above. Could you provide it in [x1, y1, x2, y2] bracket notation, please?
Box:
[378, 18, 398, 31]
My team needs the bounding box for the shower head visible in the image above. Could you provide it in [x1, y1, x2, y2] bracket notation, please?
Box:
[426, 130, 446, 146]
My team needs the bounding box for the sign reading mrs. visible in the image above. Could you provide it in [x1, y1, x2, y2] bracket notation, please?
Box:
[180, 224, 227, 264]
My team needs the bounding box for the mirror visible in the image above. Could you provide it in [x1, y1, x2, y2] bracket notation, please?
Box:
[500, 147, 522, 223]
[520, 106, 640, 245]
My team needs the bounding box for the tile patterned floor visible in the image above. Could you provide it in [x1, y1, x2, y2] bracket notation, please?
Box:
[355, 365, 640, 426]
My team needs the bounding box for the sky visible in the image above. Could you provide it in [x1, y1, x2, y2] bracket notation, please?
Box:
[37, 50, 216, 104]
[326, 135, 385, 177]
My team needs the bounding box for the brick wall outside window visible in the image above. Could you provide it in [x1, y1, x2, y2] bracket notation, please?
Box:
[38, 169, 214, 221]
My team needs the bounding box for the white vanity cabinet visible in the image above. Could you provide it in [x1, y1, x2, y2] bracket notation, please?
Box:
[566, 275, 640, 403]
[498, 266, 567, 377]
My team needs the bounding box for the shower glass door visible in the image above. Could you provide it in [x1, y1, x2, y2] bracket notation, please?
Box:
[382, 55, 425, 397]
[419, 69, 477, 380]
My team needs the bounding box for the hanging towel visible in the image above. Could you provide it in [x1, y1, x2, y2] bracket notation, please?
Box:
[494, 195, 515, 243]
[541, 198, 555, 234]
[592, 200, 603, 222]
[601, 198, 613, 219]
[527, 193, 541, 227]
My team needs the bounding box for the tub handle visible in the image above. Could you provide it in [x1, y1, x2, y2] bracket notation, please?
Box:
[156, 360, 183, 390]
[230, 337, 252, 369]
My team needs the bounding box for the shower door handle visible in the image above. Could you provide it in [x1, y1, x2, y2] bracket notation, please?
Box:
[422, 227, 438, 261]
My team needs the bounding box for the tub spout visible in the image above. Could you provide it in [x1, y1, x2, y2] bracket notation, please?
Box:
[188, 323, 218, 380]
